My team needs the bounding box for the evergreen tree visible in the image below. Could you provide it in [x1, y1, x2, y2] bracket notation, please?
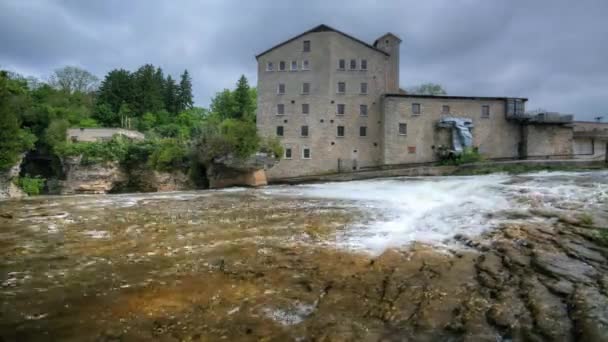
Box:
[177, 69, 193, 112]
[233, 75, 254, 120]
[164, 75, 179, 115]
[97, 69, 133, 115]
[132, 64, 165, 115]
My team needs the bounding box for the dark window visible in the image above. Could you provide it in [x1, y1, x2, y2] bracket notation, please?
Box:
[285, 148, 292, 159]
[412, 103, 421, 115]
[360, 104, 368, 116]
[301, 125, 309, 137]
[277, 104, 285, 115]
[302, 60, 310, 70]
[399, 123, 407, 135]
[276, 126, 284, 136]
[360, 82, 368, 94]
[442, 105, 450, 114]
[279, 61, 286, 71]
[302, 103, 309, 114]
[291, 61, 298, 71]
[482, 105, 490, 118]
[302, 82, 310, 94]
[337, 82, 346, 93]
[360, 126, 367, 137]
[338, 59, 345, 70]
[337, 104, 345, 115]
[302, 147, 311, 159]
[266, 62, 273, 71]
[361, 59, 367, 70]
[303, 40, 310, 52]
[278, 83, 285, 94]
[349, 59, 357, 70]
[337, 126, 345, 137]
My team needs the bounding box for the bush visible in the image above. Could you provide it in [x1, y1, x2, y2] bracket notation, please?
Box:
[147, 139, 188, 171]
[438, 147, 483, 166]
[54, 135, 130, 165]
[18, 176, 45, 196]
[260, 136, 283, 159]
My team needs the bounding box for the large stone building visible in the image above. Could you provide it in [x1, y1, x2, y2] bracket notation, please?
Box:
[256, 25, 602, 179]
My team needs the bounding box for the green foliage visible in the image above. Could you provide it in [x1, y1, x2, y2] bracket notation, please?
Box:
[209, 76, 257, 122]
[210, 89, 237, 121]
[54, 136, 130, 165]
[260, 137, 284, 159]
[49, 66, 99, 94]
[147, 139, 188, 171]
[17, 176, 45, 196]
[233, 75, 254, 121]
[177, 69, 194, 112]
[438, 147, 483, 166]
[408, 83, 447, 96]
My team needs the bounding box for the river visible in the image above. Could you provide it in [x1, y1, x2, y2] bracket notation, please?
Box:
[1, 171, 608, 340]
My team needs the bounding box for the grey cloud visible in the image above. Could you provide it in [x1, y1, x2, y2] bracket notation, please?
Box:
[0, 0, 607, 120]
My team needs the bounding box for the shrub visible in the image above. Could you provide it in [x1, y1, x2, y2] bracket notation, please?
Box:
[54, 135, 130, 165]
[438, 147, 483, 166]
[260, 136, 283, 159]
[18, 176, 45, 196]
[147, 139, 188, 171]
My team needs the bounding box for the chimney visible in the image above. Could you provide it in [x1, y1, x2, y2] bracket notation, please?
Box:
[374, 33, 402, 93]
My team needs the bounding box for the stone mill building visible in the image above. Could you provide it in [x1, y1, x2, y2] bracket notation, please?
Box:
[255, 24, 605, 179]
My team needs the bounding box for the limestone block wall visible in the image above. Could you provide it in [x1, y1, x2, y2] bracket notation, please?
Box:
[524, 125, 573, 158]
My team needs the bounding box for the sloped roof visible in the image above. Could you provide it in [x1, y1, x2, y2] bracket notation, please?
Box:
[373, 33, 402, 47]
[255, 24, 390, 59]
[384, 93, 528, 102]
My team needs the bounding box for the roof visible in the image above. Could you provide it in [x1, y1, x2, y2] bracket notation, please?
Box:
[255, 24, 390, 59]
[374, 33, 402, 47]
[384, 93, 529, 102]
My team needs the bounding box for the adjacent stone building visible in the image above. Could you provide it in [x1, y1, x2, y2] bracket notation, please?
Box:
[256, 25, 597, 179]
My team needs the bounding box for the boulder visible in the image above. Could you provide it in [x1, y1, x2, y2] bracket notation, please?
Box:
[207, 152, 277, 189]
[0, 155, 26, 200]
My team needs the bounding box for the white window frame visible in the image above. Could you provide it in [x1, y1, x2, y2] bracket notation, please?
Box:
[302, 146, 311, 159]
[266, 62, 274, 71]
[337, 82, 346, 94]
[360, 59, 367, 70]
[290, 60, 298, 71]
[412, 103, 421, 115]
[336, 125, 345, 138]
[279, 61, 286, 71]
[349, 59, 357, 70]
[360, 82, 368, 94]
[276, 103, 285, 115]
[398, 123, 407, 136]
[336, 103, 345, 115]
[284, 147, 293, 159]
[277, 83, 285, 95]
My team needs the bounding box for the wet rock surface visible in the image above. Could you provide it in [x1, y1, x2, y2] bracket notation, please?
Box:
[1, 171, 607, 341]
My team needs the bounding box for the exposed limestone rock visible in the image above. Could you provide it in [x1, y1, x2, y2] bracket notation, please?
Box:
[207, 152, 277, 188]
[59, 156, 127, 195]
[124, 167, 193, 192]
[0, 154, 25, 200]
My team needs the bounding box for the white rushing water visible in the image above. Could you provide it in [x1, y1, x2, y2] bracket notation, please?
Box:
[265, 171, 608, 253]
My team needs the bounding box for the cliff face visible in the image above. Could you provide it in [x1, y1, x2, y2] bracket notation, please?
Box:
[0, 155, 26, 200]
[207, 152, 277, 188]
[123, 167, 193, 192]
[59, 156, 128, 195]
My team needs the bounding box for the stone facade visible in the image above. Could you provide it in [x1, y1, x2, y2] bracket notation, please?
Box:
[256, 25, 585, 180]
[572, 121, 608, 161]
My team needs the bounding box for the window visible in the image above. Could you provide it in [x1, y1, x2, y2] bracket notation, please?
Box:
[302, 103, 309, 114]
[277, 104, 285, 115]
[266, 62, 274, 71]
[360, 104, 368, 116]
[337, 103, 345, 115]
[337, 126, 345, 137]
[337, 82, 346, 94]
[399, 123, 407, 135]
[302, 82, 310, 94]
[302, 147, 311, 159]
[360, 82, 368, 94]
[359, 126, 367, 137]
[277, 83, 285, 95]
[284, 147, 292, 159]
[301, 125, 309, 137]
[291, 60, 298, 71]
[360, 59, 367, 70]
[303, 40, 310, 52]
[276, 126, 284, 136]
[349, 59, 357, 70]
[412, 103, 421, 115]
[279, 61, 286, 71]
[442, 105, 450, 114]
[482, 105, 490, 118]
[338, 59, 346, 70]
[302, 60, 310, 70]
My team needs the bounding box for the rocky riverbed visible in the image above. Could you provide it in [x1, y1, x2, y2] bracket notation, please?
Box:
[1, 171, 608, 341]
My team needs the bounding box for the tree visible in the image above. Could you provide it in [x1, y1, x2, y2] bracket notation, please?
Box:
[97, 69, 133, 115]
[132, 64, 165, 115]
[49, 66, 99, 94]
[210, 89, 237, 121]
[233, 75, 254, 121]
[164, 75, 179, 114]
[177, 69, 194, 112]
[407, 83, 447, 96]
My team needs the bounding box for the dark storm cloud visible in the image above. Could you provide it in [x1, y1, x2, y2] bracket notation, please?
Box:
[1, 0, 607, 120]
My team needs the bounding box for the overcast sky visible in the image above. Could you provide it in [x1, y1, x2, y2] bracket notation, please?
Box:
[1, 0, 607, 120]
